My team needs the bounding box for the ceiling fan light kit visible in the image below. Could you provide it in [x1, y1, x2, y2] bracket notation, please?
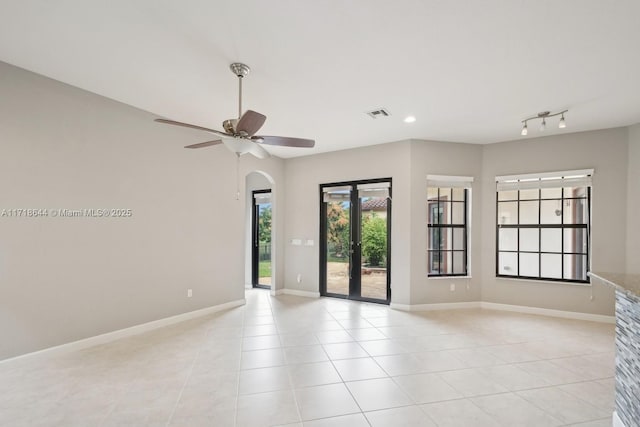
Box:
[154, 62, 315, 157]
[520, 110, 568, 136]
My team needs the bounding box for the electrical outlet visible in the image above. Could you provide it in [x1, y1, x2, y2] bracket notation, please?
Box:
[187, 289, 193, 298]
[450, 283, 455, 292]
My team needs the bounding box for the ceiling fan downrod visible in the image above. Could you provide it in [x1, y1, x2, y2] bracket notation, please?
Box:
[229, 63, 251, 120]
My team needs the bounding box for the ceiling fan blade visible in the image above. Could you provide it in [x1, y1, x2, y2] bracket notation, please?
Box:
[254, 135, 315, 148]
[155, 118, 230, 138]
[184, 140, 223, 149]
[236, 110, 266, 136]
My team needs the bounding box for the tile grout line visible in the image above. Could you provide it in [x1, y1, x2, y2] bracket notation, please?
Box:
[165, 326, 212, 427]
[269, 290, 305, 425]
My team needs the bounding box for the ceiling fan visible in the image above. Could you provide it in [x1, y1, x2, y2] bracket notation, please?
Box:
[155, 62, 315, 158]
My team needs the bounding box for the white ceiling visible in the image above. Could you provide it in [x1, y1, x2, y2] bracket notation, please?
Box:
[1, 0, 639, 158]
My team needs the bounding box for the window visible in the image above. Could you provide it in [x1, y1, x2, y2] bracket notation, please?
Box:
[427, 175, 472, 276]
[496, 169, 592, 283]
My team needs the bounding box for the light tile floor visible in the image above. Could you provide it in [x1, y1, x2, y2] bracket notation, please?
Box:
[0, 289, 616, 426]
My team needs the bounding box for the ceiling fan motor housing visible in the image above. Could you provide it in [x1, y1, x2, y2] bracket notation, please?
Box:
[223, 119, 238, 134]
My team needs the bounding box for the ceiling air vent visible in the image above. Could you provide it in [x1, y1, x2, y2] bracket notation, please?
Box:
[365, 108, 391, 119]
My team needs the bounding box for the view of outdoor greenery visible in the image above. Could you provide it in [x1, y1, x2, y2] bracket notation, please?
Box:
[258, 205, 272, 244]
[325, 192, 389, 300]
[326, 202, 350, 261]
[326, 201, 387, 267]
[361, 214, 387, 267]
[258, 204, 272, 284]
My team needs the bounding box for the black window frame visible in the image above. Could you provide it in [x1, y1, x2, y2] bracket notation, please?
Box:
[427, 187, 469, 277]
[495, 186, 591, 284]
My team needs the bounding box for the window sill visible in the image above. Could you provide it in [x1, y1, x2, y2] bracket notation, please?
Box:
[495, 276, 591, 287]
[428, 275, 472, 280]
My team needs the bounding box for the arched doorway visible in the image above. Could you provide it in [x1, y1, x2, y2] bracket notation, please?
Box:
[245, 171, 276, 293]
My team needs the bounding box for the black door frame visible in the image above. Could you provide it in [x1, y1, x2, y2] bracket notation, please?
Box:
[252, 189, 272, 289]
[319, 178, 392, 304]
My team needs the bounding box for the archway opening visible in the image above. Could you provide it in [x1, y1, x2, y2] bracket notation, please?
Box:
[245, 171, 276, 294]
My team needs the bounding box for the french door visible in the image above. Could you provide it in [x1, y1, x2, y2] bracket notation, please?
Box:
[252, 190, 272, 289]
[320, 179, 391, 304]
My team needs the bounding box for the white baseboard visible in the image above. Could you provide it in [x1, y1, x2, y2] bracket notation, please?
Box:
[282, 289, 320, 298]
[481, 302, 615, 324]
[273, 289, 284, 296]
[391, 301, 480, 311]
[613, 411, 625, 427]
[389, 300, 614, 323]
[0, 298, 246, 365]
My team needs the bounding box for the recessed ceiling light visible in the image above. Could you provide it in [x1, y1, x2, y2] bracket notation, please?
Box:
[404, 116, 416, 123]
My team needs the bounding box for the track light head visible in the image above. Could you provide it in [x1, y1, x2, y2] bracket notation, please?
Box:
[559, 114, 566, 129]
[540, 118, 546, 131]
[521, 122, 528, 136]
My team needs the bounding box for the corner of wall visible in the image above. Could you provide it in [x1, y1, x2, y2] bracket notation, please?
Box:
[626, 124, 640, 274]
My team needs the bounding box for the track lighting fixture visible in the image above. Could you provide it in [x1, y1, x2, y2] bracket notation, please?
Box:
[559, 113, 566, 129]
[520, 110, 568, 136]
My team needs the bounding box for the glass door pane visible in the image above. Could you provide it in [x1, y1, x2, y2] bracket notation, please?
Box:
[359, 194, 388, 300]
[321, 180, 391, 304]
[252, 190, 272, 289]
[324, 187, 351, 296]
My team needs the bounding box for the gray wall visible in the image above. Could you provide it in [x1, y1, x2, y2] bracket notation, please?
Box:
[283, 142, 413, 303]
[0, 62, 284, 360]
[627, 124, 640, 274]
[409, 140, 483, 305]
[2, 60, 635, 359]
[281, 139, 485, 306]
[480, 128, 629, 315]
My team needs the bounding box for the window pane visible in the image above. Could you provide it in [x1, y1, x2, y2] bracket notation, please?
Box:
[495, 181, 590, 283]
[499, 252, 517, 276]
[541, 188, 562, 199]
[520, 228, 539, 252]
[427, 187, 439, 201]
[428, 228, 440, 250]
[498, 202, 518, 225]
[519, 201, 539, 224]
[564, 254, 587, 280]
[442, 251, 453, 274]
[541, 253, 562, 279]
[541, 228, 562, 253]
[519, 253, 539, 277]
[453, 251, 465, 274]
[428, 202, 443, 224]
[439, 188, 452, 201]
[452, 202, 465, 224]
[453, 228, 465, 250]
[564, 228, 587, 254]
[442, 228, 453, 251]
[564, 199, 588, 224]
[428, 250, 440, 274]
[440, 202, 452, 225]
[540, 200, 563, 224]
[519, 189, 539, 200]
[564, 186, 587, 198]
[499, 228, 517, 251]
[452, 188, 465, 201]
[498, 190, 518, 201]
